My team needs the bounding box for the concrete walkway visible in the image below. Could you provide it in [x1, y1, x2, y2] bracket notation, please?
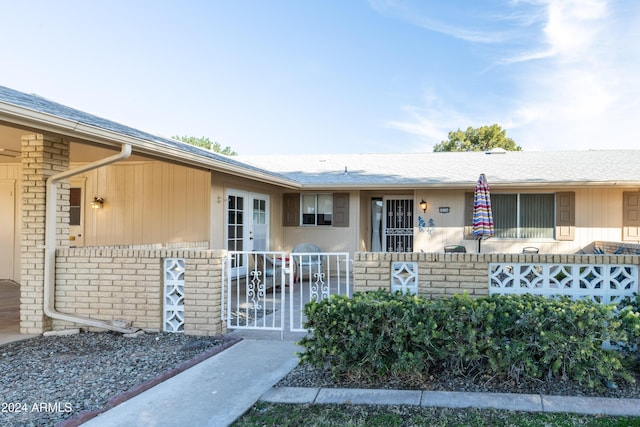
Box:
[81, 337, 301, 427]
[76, 334, 639, 427]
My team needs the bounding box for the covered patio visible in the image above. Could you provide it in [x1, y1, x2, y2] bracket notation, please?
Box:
[0, 280, 35, 345]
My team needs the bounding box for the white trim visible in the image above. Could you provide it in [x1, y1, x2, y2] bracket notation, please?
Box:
[69, 177, 86, 247]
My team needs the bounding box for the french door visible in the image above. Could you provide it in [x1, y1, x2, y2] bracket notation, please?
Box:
[226, 190, 269, 276]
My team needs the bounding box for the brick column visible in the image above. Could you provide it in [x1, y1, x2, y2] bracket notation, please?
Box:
[20, 134, 70, 333]
[183, 250, 227, 336]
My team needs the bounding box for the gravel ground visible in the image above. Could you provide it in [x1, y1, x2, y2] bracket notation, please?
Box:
[2, 331, 638, 426]
[277, 360, 640, 400]
[0, 331, 232, 427]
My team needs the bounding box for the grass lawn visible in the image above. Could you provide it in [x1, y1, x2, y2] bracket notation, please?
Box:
[232, 402, 640, 427]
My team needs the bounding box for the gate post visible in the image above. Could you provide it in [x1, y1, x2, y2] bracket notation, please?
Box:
[183, 250, 227, 336]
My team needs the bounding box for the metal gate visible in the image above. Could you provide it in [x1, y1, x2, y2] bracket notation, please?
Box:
[223, 251, 351, 332]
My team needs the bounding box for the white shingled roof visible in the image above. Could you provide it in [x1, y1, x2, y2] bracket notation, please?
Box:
[237, 150, 640, 189]
[3, 85, 639, 190]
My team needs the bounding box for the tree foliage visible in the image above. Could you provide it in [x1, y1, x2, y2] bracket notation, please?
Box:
[433, 124, 521, 152]
[173, 135, 238, 156]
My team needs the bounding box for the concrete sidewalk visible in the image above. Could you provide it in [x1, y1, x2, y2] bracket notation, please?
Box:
[261, 387, 640, 417]
[81, 338, 300, 427]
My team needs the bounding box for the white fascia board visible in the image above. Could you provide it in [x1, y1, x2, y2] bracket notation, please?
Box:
[0, 102, 300, 189]
[296, 180, 640, 191]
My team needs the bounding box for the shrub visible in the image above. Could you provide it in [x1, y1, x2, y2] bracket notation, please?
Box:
[298, 290, 639, 388]
[299, 291, 437, 379]
[618, 293, 640, 358]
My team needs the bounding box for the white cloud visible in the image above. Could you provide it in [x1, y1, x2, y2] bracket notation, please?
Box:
[368, 0, 511, 43]
[508, 0, 640, 150]
[541, 0, 607, 61]
[387, 0, 640, 151]
[387, 90, 463, 144]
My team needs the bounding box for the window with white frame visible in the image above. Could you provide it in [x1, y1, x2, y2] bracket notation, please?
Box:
[492, 193, 555, 239]
[301, 193, 333, 226]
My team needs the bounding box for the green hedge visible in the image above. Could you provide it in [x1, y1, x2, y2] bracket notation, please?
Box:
[298, 291, 640, 388]
[619, 293, 640, 355]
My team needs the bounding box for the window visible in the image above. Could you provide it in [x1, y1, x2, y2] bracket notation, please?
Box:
[69, 187, 82, 226]
[283, 193, 349, 227]
[623, 192, 640, 241]
[492, 193, 554, 239]
[301, 194, 332, 226]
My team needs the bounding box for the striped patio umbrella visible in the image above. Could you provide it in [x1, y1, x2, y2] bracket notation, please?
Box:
[472, 173, 494, 252]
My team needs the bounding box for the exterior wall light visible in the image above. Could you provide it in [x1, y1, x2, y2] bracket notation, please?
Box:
[90, 196, 104, 209]
[419, 199, 428, 213]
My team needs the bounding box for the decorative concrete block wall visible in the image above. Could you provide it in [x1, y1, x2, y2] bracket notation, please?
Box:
[354, 252, 640, 299]
[53, 247, 226, 336]
[41, 247, 640, 336]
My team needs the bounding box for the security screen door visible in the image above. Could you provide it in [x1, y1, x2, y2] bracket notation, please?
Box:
[383, 197, 414, 252]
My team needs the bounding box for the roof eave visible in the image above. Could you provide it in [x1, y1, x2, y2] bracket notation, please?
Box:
[0, 101, 301, 190]
[295, 180, 640, 191]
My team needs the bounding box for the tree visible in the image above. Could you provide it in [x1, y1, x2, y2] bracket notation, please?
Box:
[173, 135, 238, 156]
[433, 124, 521, 152]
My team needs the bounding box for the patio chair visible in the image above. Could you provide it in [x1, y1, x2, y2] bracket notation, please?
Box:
[252, 253, 289, 288]
[291, 243, 325, 282]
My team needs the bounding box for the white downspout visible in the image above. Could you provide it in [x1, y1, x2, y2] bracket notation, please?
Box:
[44, 143, 138, 334]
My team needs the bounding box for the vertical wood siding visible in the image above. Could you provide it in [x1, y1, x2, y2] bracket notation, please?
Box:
[79, 161, 210, 246]
[0, 164, 20, 280]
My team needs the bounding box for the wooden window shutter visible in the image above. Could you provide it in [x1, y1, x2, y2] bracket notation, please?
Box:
[282, 193, 299, 227]
[463, 191, 474, 239]
[333, 193, 349, 227]
[623, 192, 640, 241]
[555, 192, 575, 241]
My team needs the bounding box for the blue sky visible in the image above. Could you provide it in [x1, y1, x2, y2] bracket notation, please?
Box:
[2, 0, 639, 155]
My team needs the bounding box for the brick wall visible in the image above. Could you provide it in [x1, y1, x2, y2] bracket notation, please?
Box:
[353, 252, 640, 298]
[54, 247, 226, 336]
[20, 134, 70, 333]
[591, 241, 640, 255]
[41, 248, 640, 336]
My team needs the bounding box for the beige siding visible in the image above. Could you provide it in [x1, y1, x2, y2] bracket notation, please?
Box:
[0, 164, 21, 280]
[357, 187, 639, 255]
[414, 187, 637, 254]
[574, 188, 624, 245]
[282, 190, 360, 254]
[210, 171, 288, 251]
[411, 189, 469, 252]
[75, 161, 210, 247]
[209, 174, 226, 249]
